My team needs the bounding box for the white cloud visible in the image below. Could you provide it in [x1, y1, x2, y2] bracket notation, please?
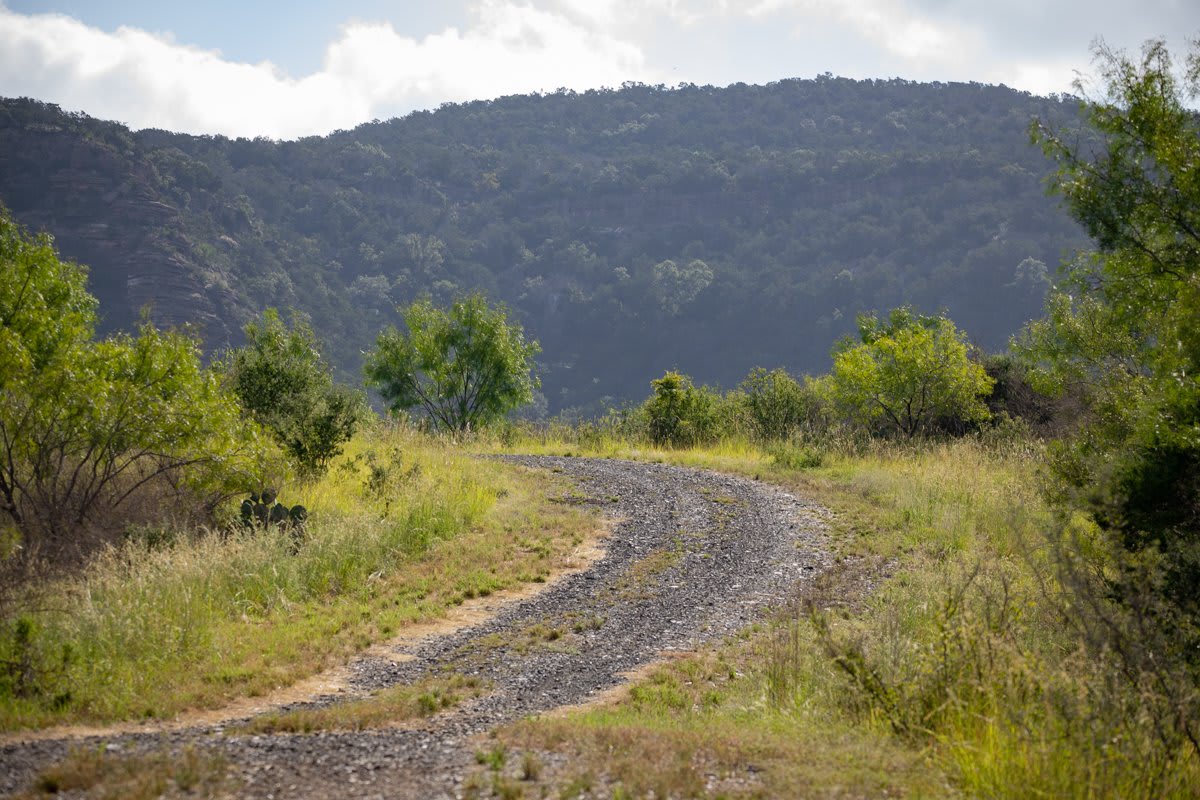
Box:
[0, 2, 651, 138]
[1, 0, 1194, 137]
[987, 57, 1084, 98]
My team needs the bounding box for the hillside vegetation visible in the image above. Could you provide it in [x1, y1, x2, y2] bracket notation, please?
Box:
[0, 78, 1085, 413]
[4, 39, 1199, 800]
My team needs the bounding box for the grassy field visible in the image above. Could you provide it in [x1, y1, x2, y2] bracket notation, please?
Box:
[471, 428, 1200, 799]
[0, 424, 598, 731]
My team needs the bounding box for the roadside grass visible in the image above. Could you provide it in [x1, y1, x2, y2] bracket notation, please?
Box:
[0, 424, 597, 731]
[489, 639, 944, 799]
[236, 672, 488, 734]
[14, 745, 233, 800]
[478, 427, 1200, 798]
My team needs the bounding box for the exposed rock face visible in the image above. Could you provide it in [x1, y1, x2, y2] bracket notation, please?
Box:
[0, 117, 236, 347]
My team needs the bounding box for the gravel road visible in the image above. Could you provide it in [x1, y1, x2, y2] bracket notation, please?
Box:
[0, 456, 831, 799]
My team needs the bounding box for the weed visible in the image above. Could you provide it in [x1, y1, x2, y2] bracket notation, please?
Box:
[767, 442, 825, 470]
[492, 773, 525, 799]
[520, 751, 543, 780]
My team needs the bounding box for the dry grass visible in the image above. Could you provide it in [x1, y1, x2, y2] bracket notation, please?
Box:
[492, 641, 944, 799]
[15, 745, 233, 800]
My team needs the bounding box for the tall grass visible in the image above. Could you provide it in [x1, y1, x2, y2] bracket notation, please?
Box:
[755, 438, 1200, 798]
[0, 424, 595, 730]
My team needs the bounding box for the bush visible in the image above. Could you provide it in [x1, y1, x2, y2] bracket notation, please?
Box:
[640, 371, 725, 447]
[739, 367, 825, 441]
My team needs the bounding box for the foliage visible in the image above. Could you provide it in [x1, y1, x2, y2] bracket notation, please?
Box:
[829, 307, 994, 438]
[0, 80, 1085, 414]
[1018, 39, 1200, 752]
[738, 367, 824, 441]
[980, 353, 1066, 432]
[640, 371, 726, 447]
[0, 206, 264, 564]
[363, 293, 540, 432]
[224, 309, 365, 477]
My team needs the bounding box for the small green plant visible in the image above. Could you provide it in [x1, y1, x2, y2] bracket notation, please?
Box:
[361, 447, 420, 499]
[476, 743, 507, 771]
[491, 774, 525, 799]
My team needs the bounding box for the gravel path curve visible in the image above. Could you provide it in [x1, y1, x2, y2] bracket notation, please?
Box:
[0, 456, 831, 799]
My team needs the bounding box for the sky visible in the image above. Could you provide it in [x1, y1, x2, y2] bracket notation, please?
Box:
[1, 1, 1197, 140]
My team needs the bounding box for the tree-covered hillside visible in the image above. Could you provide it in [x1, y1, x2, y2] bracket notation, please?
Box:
[0, 77, 1086, 413]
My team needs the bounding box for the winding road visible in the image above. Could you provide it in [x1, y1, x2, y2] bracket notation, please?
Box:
[1, 456, 831, 799]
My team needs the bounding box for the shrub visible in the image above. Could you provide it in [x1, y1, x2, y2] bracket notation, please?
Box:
[739, 367, 825, 441]
[640, 371, 724, 447]
[829, 307, 993, 438]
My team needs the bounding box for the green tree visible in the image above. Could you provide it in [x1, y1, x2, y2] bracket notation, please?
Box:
[363, 293, 540, 432]
[224, 309, 365, 477]
[651, 258, 715, 316]
[1020, 40, 1200, 655]
[0, 206, 264, 562]
[830, 307, 993, 438]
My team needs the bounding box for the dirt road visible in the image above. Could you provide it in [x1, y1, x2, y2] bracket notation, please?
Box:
[1, 456, 831, 799]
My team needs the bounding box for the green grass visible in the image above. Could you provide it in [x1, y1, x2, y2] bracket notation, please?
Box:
[479, 427, 1200, 799]
[0, 424, 598, 730]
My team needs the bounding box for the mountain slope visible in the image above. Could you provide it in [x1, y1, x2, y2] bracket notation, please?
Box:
[0, 78, 1086, 413]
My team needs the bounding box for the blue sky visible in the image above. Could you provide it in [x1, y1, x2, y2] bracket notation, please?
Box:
[1, 1, 1197, 138]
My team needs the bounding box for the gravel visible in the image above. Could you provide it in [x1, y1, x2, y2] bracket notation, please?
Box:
[0, 456, 831, 799]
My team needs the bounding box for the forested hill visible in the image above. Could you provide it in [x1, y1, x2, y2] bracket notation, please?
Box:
[0, 77, 1087, 414]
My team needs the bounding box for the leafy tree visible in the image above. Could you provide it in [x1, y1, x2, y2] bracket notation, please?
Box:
[0, 206, 264, 562]
[224, 309, 366, 477]
[651, 258, 714, 316]
[830, 307, 993, 438]
[363, 293, 540, 432]
[1020, 40, 1200, 656]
